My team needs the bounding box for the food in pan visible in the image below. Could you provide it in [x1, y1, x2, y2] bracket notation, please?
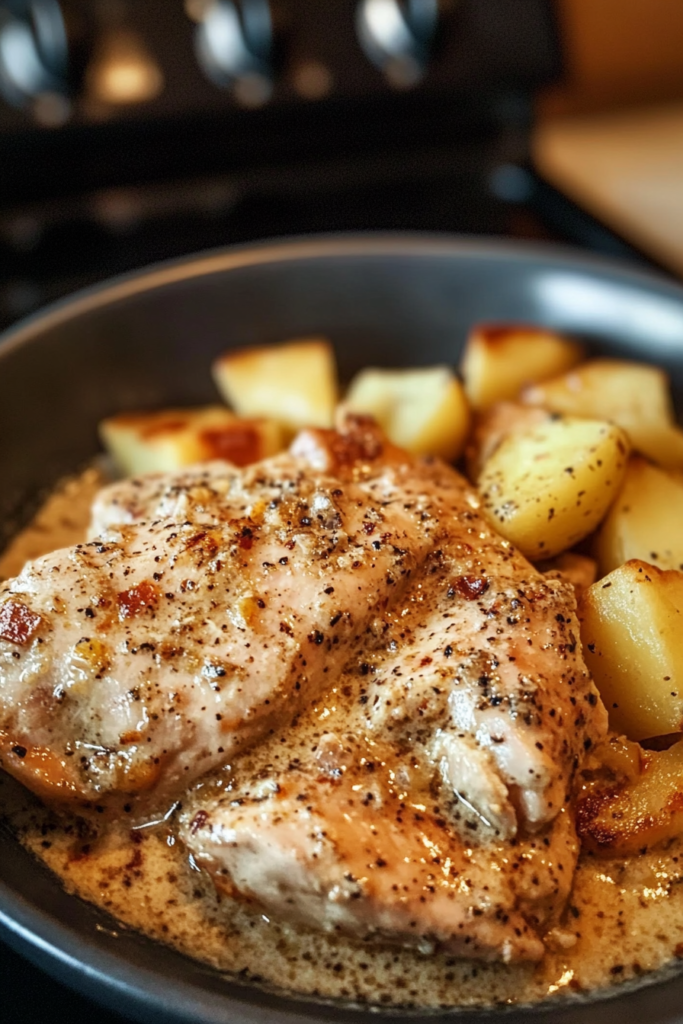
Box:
[521, 358, 683, 470]
[460, 324, 583, 410]
[345, 365, 470, 460]
[213, 337, 338, 431]
[2, 329, 683, 1008]
[100, 406, 285, 475]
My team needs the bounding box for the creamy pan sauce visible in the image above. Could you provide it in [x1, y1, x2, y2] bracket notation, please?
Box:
[2, 468, 683, 1009]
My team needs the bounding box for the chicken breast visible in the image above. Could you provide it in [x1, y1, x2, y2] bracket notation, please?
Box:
[0, 418, 464, 809]
[288, 421, 607, 840]
[0, 416, 606, 960]
[88, 460, 238, 536]
[360, 570, 605, 837]
[177, 424, 604, 961]
[180, 743, 579, 964]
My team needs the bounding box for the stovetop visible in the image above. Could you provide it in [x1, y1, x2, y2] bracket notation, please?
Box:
[0, 0, 660, 332]
[0, 165, 659, 330]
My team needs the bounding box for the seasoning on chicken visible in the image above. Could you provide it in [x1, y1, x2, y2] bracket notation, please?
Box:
[0, 418, 465, 808]
[181, 751, 579, 963]
[176, 423, 604, 961]
[0, 415, 606, 961]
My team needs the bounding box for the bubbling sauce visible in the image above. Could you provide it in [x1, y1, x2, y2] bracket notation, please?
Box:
[2, 468, 683, 1009]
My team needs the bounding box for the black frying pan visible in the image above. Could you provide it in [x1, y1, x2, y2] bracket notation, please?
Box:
[3, 235, 683, 1024]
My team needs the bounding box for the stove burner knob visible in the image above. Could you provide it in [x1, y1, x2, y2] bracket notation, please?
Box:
[356, 0, 438, 88]
[0, 0, 75, 122]
[191, 0, 273, 108]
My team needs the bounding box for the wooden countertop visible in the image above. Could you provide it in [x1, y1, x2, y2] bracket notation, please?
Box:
[534, 103, 683, 277]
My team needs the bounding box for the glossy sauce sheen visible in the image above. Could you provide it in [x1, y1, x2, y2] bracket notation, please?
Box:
[2, 468, 683, 1008]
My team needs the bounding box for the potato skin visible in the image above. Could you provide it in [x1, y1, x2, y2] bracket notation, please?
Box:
[596, 456, 683, 576]
[478, 417, 630, 560]
[579, 560, 683, 740]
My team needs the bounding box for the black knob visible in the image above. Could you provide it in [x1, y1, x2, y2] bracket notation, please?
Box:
[356, 0, 439, 88]
[0, 0, 72, 119]
[192, 0, 273, 108]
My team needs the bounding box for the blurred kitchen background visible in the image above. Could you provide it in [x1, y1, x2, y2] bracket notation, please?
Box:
[0, 0, 682, 333]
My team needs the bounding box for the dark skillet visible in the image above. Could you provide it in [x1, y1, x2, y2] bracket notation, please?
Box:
[2, 235, 683, 1024]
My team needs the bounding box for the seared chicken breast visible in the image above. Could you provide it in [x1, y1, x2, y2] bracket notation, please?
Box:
[181, 752, 578, 963]
[0, 416, 606, 961]
[177, 423, 604, 961]
[0, 421, 434, 807]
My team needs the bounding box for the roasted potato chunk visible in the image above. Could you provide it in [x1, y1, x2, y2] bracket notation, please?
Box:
[478, 417, 630, 560]
[580, 560, 683, 740]
[213, 338, 337, 431]
[464, 402, 551, 482]
[460, 324, 583, 411]
[596, 456, 683, 576]
[577, 737, 683, 855]
[100, 407, 285, 475]
[345, 366, 470, 461]
[522, 358, 683, 469]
